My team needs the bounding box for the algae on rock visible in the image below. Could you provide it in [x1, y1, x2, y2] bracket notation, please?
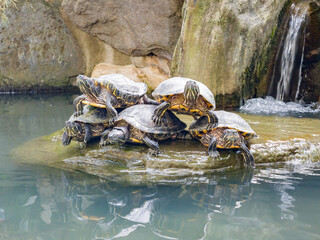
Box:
[171, 0, 288, 108]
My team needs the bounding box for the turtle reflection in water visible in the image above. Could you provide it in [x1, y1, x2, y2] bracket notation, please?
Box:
[190, 111, 257, 167]
[62, 172, 107, 222]
[62, 105, 112, 147]
[100, 104, 191, 155]
[152, 77, 218, 129]
[73, 74, 157, 124]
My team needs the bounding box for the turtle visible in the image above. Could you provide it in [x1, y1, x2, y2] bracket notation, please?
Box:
[151, 77, 218, 129]
[99, 104, 190, 155]
[73, 74, 157, 124]
[189, 111, 257, 167]
[62, 105, 112, 146]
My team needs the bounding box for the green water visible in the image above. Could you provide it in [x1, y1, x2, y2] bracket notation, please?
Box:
[1, 94, 320, 240]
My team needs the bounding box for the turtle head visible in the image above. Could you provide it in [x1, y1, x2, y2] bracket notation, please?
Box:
[184, 80, 200, 106]
[222, 129, 240, 148]
[107, 127, 129, 145]
[76, 75, 99, 100]
[65, 121, 82, 137]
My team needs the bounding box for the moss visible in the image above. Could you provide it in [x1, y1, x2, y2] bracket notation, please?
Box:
[215, 92, 240, 110]
[240, 0, 293, 101]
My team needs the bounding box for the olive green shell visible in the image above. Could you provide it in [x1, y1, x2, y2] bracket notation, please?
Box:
[68, 105, 111, 124]
[115, 104, 186, 134]
[95, 74, 147, 97]
[190, 111, 257, 140]
[152, 77, 215, 108]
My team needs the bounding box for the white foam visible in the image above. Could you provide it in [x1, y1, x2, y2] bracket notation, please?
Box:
[239, 96, 320, 116]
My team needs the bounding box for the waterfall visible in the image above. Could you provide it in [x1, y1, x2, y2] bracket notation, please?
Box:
[274, 4, 307, 102]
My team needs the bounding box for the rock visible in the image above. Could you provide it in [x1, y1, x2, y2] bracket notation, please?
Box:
[61, 0, 184, 59]
[296, 1, 320, 102]
[91, 62, 169, 90]
[0, 0, 84, 92]
[171, 0, 287, 108]
[60, 9, 133, 76]
[12, 113, 320, 184]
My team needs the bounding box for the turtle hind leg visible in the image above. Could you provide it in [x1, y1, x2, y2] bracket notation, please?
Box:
[239, 143, 255, 168]
[101, 92, 118, 125]
[143, 136, 160, 156]
[141, 94, 159, 105]
[205, 110, 219, 129]
[208, 136, 219, 159]
[73, 94, 86, 116]
[62, 131, 72, 146]
[152, 101, 171, 125]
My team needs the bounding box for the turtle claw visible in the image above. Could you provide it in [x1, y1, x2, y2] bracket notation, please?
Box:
[74, 110, 83, 117]
[79, 142, 86, 149]
[152, 115, 164, 126]
[206, 122, 217, 130]
[148, 148, 159, 156]
[99, 139, 107, 147]
[208, 150, 220, 159]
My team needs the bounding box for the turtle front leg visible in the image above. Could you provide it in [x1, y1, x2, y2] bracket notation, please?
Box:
[143, 136, 160, 156]
[141, 94, 159, 105]
[102, 92, 118, 125]
[83, 124, 92, 144]
[62, 131, 72, 146]
[208, 136, 220, 159]
[99, 128, 112, 146]
[152, 101, 171, 125]
[239, 143, 255, 168]
[205, 110, 219, 129]
[174, 130, 193, 140]
[73, 94, 86, 116]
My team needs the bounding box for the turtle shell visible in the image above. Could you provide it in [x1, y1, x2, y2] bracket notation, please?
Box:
[95, 74, 147, 97]
[115, 104, 186, 134]
[190, 111, 257, 140]
[68, 105, 110, 124]
[152, 77, 215, 109]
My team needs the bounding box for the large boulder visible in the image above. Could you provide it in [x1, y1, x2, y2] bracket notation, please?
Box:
[171, 0, 288, 108]
[61, 0, 184, 59]
[91, 60, 169, 90]
[0, 0, 84, 92]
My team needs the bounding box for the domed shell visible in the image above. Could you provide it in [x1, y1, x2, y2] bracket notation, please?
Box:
[152, 77, 216, 108]
[68, 105, 110, 124]
[190, 111, 257, 139]
[116, 104, 186, 134]
[95, 74, 147, 97]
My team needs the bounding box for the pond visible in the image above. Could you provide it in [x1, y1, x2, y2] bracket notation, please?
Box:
[0, 94, 320, 240]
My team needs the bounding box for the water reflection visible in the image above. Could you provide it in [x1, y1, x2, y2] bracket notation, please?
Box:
[0, 164, 319, 239]
[59, 170, 254, 240]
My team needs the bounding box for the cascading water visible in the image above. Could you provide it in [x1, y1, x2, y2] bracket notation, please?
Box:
[271, 3, 308, 102]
